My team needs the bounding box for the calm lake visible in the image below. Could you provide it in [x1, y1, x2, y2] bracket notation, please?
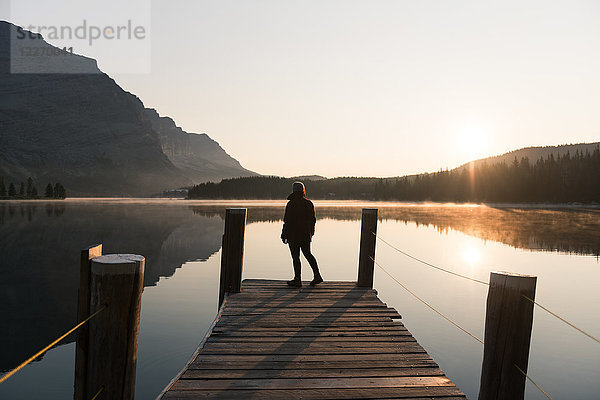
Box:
[0, 199, 599, 399]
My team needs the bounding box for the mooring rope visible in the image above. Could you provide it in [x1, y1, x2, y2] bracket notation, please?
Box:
[0, 306, 107, 384]
[373, 232, 489, 285]
[374, 231, 600, 345]
[90, 386, 104, 400]
[371, 255, 555, 400]
[521, 295, 600, 345]
[370, 256, 484, 345]
[514, 364, 553, 400]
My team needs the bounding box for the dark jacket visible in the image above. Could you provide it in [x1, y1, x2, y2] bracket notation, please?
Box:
[281, 192, 316, 243]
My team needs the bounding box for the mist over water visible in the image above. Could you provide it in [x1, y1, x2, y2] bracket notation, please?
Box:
[0, 200, 598, 399]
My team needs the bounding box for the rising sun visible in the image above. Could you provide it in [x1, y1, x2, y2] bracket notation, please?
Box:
[456, 126, 489, 160]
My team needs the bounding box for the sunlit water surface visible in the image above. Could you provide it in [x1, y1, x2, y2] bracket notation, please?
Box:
[0, 200, 598, 399]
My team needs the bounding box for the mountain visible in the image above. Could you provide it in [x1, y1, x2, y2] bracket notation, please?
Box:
[290, 175, 328, 181]
[456, 142, 600, 171]
[146, 109, 255, 183]
[284, 144, 600, 184]
[0, 21, 255, 196]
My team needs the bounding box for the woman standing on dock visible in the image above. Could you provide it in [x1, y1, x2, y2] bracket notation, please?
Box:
[281, 181, 323, 287]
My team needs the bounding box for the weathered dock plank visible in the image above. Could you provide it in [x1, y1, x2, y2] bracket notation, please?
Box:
[160, 279, 466, 400]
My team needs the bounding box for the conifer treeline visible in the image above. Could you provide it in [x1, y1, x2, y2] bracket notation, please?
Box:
[0, 177, 67, 199]
[188, 148, 600, 203]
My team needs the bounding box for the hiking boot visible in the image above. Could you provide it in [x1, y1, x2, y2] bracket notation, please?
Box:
[287, 279, 302, 288]
[310, 276, 324, 286]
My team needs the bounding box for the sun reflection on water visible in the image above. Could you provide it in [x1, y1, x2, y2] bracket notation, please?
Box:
[462, 245, 482, 266]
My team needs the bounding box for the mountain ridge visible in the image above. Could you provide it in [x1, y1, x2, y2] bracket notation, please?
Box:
[0, 21, 256, 196]
[145, 108, 256, 184]
[455, 142, 600, 172]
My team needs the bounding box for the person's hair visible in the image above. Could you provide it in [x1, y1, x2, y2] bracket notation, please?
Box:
[292, 181, 305, 193]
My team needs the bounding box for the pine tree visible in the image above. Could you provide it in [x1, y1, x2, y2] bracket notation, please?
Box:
[0, 177, 5, 197]
[53, 183, 66, 199]
[19, 182, 24, 197]
[32, 186, 38, 197]
[26, 177, 33, 198]
[8, 182, 16, 197]
[45, 183, 53, 198]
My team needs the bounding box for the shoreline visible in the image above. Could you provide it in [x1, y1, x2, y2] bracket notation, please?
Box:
[0, 197, 599, 210]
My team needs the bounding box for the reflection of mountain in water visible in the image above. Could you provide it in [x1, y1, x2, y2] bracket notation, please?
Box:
[2, 201, 598, 372]
[191, 204, 600, 256]
[0, 203, 223, 371]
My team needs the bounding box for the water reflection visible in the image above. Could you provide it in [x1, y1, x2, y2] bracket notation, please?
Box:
[191, 203, 600, 256]
[1, 200, 598, 398]
[0, 202, 223, 372]
[462, 245, 481, 266]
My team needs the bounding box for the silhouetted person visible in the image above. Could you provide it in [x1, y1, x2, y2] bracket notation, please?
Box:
[281, 181, 323, 287]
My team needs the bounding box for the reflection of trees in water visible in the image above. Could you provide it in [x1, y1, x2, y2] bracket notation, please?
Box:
[190, 204, 600, 256]
[0, 204, 223, 372]
[0, 203, 64, 222]
[375, 206, 600, 257]
[2, 202, 597, 372]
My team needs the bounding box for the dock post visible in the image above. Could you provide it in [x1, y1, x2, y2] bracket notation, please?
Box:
[357, 208, 378, 288]
[75, 254, 145, 400]
[219, 208, 247, 306]
[479, 272, 537, 400]
[74, 244, 103, 400]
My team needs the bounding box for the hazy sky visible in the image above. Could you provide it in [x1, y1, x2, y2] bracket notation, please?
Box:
[4, 0, 600, 177]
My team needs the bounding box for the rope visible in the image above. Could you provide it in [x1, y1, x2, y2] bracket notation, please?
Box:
[522, 295, 600, 345]
[374, 232, 600, 346]
[370, 256, 555, 400]
[370, 256, 484, 345]
[373, 232, 489, 286]
[514, 364, 553, 400]
[90, 386, 104, 400]
[0, 306, 107, 384]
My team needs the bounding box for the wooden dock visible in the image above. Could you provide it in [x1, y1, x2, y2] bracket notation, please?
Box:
[67, 209, 537, 400]
[160, 279, 466, 399]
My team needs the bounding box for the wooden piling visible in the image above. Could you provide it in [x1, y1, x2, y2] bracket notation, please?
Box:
[74, 244, 103, 400]
[357, 208, 378, 288]
[219, 208, 247, 306]
[78, 254, 145, 400]
[479, 272, 537, 400]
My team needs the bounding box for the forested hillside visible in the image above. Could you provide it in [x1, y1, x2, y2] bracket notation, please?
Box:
[188, 147, 600, 203]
